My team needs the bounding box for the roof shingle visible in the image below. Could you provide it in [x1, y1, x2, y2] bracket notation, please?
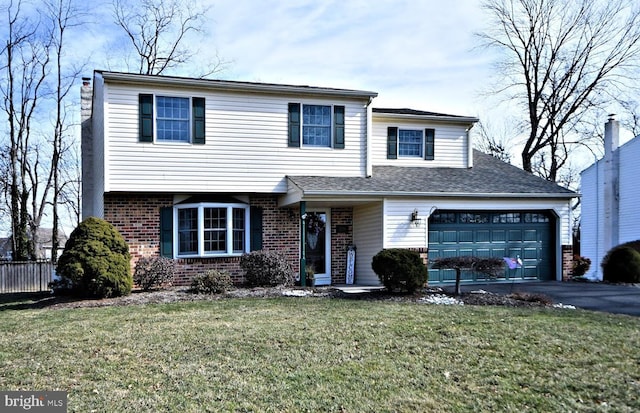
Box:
[288, 150, 577, 197]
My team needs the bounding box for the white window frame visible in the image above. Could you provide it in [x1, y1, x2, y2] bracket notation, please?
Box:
[301, 103, 333, 148]
[155, 95, 193, 143]
[398, 129, 423, 158]
[174, 203, 250, 258]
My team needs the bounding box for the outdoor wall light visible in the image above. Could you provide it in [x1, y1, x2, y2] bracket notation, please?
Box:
[410, 209, 422, 227]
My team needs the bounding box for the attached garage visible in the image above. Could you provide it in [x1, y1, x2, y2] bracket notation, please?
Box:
[428, 210, 555, 283]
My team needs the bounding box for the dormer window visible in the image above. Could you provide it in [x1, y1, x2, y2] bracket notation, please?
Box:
[398, 129, 423, 157]
[387, 127, 435, 160]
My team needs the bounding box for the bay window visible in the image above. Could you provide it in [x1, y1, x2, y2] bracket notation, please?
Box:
[175, 203, 249, 257]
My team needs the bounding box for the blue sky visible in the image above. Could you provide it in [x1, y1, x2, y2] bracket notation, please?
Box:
[207, 0, 494, 117]
[88, 0, 495, 118]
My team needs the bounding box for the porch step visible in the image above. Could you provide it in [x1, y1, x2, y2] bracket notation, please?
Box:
[332, 285, 386, 294]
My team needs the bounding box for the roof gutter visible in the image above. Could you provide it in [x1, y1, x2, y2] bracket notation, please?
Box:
[99, 71, 379, 99]
[298, 190, 579, 199]
[372, 112, 479, 125]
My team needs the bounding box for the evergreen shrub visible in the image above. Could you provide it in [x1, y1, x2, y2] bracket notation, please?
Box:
[602, 245, 640, 283]
[55, 217, 132, 298]
[371, 248, 428, 293]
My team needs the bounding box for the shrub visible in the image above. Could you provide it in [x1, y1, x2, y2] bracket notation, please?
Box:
[190, 270, 233, 294]
[431, 256, 505, 296]
[55, 217, 132, 298]
[572, 255, 591, 278]
[602, 246, 640, 283]
[240, 250, 295, 287]
[133, 256, 175, 291]
[371, 248, 428, 293]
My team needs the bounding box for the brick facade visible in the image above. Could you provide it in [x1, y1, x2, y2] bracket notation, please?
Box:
[104, 193, 354, 286]
[562, 244, 573, 281]
[330, 208, 354, 284]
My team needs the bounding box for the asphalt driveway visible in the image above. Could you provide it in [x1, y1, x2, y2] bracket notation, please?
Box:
[459, 281, 640, 317]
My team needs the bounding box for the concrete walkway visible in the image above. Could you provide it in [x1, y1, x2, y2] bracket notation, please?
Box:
[458, 281, 640, 317]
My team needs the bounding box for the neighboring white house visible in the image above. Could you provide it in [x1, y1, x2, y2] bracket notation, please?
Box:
[580, 117, 640, 280]
[81, 71, 577, 286]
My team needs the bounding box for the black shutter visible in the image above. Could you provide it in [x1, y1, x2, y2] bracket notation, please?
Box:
[387, 127, 398, 159]
[139, 94, 154, 142]
[160, 207, 173, 258]
[333, 105, 345, 149]
[288, 103, 301, 147]
[425, 128, 435, 160]
[250, 206, 263, 251]
[192, 97, 206, 144]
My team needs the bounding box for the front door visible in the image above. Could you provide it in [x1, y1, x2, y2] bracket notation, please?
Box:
[305, 210, 331, 285]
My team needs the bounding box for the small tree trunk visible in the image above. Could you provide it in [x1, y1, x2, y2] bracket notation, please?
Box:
[454, 268, 462, 296]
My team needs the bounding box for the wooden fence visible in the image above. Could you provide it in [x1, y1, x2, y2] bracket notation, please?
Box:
[0, 260, 54, 293]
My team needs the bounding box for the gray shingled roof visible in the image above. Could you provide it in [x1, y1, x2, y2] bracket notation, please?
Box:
[288, 150, 577, 198]
[373, 108, 471, 119]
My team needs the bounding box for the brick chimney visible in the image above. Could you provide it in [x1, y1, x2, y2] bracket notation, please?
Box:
[81, 76, 94, 219]
[603, 115, 620, 252]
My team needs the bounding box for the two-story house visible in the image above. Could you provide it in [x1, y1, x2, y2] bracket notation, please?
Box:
[81, 71, 577, 286]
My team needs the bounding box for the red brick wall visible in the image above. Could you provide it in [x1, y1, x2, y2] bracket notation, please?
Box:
[103, 193, 173, 263]
[103, 193, 302, 286]
[330, 208, 354, 284]
[562, 244, 573, 281]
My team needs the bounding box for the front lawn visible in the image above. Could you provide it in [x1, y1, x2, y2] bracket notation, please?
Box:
[0, 297, 639, 412]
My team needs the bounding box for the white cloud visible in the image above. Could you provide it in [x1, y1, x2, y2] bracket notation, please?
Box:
[207, 0, 494, 116]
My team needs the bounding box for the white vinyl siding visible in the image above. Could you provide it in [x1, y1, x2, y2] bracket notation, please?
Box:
[580, 164, 603, 280]
[353, 202, 384, 285]
[581, 137, 640, 280]
[372, 119, 469, 167]
[100, 81, 368, 193]
[617, 138, 640, 244]
[383, 199, 428, 248]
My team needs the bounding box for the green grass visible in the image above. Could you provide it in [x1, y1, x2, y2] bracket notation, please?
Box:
[1, 296, 639, 412]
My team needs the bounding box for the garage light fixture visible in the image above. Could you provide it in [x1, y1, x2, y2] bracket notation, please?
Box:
[411, 209, 422, 227]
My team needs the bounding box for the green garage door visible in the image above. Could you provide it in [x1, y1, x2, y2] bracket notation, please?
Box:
[428, 211, 554, 283]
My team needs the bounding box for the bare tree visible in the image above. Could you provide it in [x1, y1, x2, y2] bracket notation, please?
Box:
[1, 0, 52, 260]
[45, 0, 84, 262]
[0, 0, 84, 261]
[112, 0, 226, 77]
[478, 0, 640, 182]
[473, 119, 517, 163]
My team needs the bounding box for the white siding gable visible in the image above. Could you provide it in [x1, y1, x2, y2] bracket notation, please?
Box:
[100, 79, 369, 194]
[372, 117, 470, 168]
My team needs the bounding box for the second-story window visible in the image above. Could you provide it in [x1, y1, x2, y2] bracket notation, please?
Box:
[387, 127, 435, 160]
[138, 94, 205, 144]
[398, 129, 423, 157]
[303, 105, 331, 147]
[156, 96, 190, 142]
[287, 103, 345, 149]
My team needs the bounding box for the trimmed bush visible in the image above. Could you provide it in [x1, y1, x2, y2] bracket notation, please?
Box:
[133, 256, 175, 291]
[602, 246, 640, 283]
[55, 217, 132, 298]
[191, 270, 233, 294]
[240, 250, 295, 287]
[371, 248, 428, 293]
[431, 256, 505, 296]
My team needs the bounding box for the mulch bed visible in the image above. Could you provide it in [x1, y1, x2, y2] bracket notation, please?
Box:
[4, 286, 554, 311]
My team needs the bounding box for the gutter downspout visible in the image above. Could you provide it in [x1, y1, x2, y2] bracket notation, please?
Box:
[603, 115, 620, 271]
[467, 124, 474, 168]
[366, 98, 374, 177]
